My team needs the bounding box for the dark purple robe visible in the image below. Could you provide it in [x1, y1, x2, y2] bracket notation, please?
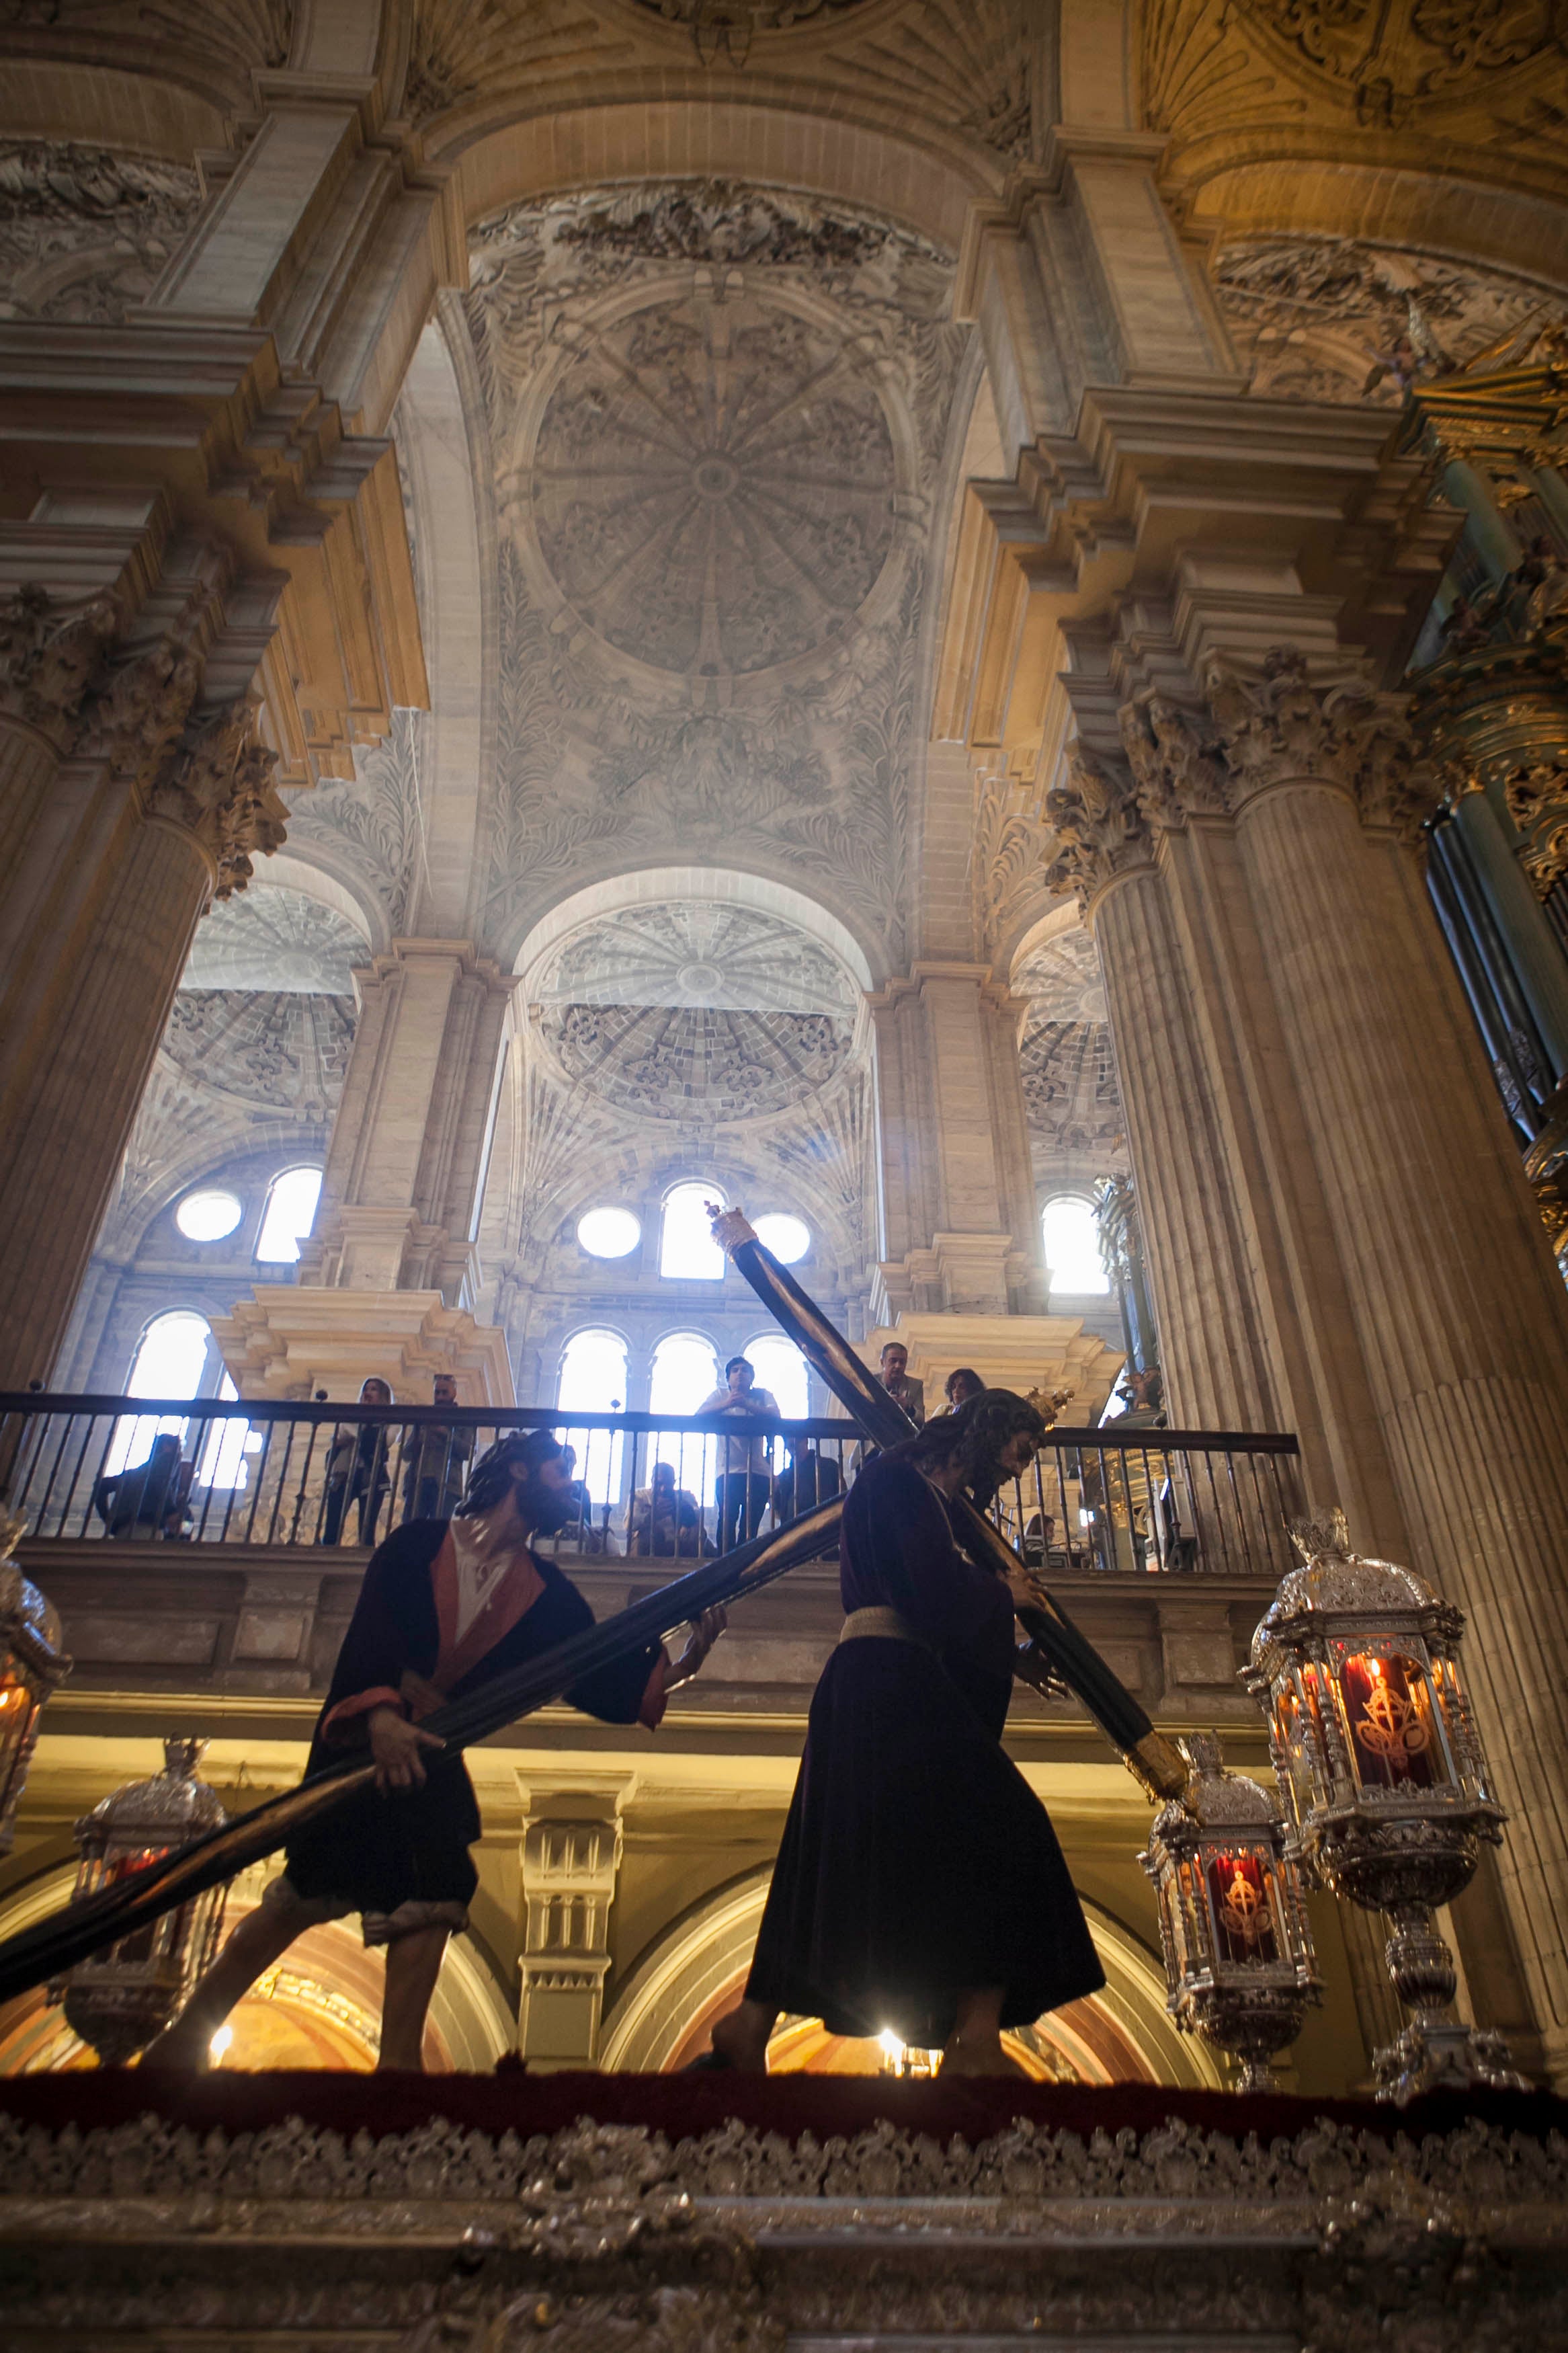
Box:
[285, 1522, 660, 1917]
[745, 1449, 1104, 2044]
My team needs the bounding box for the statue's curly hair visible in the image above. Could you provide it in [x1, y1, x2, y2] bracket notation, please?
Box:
[903, 1387, 1046, 1506]
[456, 1429, 563, 1518]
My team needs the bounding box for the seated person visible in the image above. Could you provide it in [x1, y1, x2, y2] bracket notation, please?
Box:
[772, 1439, 843, 1521]
[630, 1460, 704, 1557]
[93, 1432, 194, 1540]
[556, 1445, 609, 1553]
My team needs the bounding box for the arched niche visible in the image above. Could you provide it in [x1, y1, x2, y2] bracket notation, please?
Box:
[600, 1867, 1223, 2086]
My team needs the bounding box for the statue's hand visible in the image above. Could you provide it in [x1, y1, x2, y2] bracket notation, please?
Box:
[708, 1205, 759, 1257]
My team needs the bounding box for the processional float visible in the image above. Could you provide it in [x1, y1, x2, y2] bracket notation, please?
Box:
[0, 1222, 1183, 2005]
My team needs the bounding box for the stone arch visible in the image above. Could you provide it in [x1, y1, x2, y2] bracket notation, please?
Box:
[0, 1851, 515, 2074]
[442, 98, 997, 255]
[1189, 161, 1568, 301]
[599, 1866, 1222, 2085]
[514, 864, 874, 998]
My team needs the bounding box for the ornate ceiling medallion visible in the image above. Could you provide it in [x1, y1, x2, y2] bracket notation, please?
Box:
[631, 1, 874, 67]
[527, 285, 897, 681]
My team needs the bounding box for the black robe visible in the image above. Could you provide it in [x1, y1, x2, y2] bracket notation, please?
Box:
[745, 1450, 1104, 2045]
[285, 1521, 660, 1915]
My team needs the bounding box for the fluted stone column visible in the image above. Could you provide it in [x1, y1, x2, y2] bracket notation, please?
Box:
[1053, 651, 1568, 2077]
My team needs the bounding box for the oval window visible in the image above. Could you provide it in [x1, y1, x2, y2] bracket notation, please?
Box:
[577, 1207, 642, 1259]
[175, 1189, 243, 1242]
[753, 1212, 810, 1265]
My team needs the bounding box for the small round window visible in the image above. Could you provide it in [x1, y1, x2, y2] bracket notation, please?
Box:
[175, 1189, 243, 1242]
[753, 1213, 810, 1265]
[577, 1207, 642, 1259]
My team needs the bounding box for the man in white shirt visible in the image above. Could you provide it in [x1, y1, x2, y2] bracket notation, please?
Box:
[697, 1355, 780, 1551]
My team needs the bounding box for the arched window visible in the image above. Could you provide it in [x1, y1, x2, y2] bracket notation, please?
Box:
[556, 1327, 629, 1507]
[742, 1334, 811, 1472]
[741, 1335, 809, 1419]
[106, 1309, 215, 1475]
[659, 1182, 725, 1281]
[1041, 1193, 1109, 1296]
[649, 1330, 720, 1491]
[255, 1166, 323, 1265]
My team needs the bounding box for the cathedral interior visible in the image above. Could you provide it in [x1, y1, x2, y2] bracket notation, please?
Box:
[3, 1, 1568, 2344]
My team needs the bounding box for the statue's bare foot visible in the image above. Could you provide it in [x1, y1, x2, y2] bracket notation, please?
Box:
[708, 2006, 770, 2074]
[138, 2020, 214, 2073]
[938, 2037, 1025, 2078]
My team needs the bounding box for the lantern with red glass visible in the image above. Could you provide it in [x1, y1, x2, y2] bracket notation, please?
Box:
[1244, 1509, 1525, 2102]
[1139, 1731, 1320, 2092]
[0, 1512, 69, 1855]
[50, 1737, 229, 2065]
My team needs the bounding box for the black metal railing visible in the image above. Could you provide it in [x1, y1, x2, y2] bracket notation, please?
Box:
[0, 1394, 1305, 1579]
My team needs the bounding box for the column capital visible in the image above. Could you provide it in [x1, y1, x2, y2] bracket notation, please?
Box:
[145, 697, 286, 900]
[1042, 742, 1155, 915]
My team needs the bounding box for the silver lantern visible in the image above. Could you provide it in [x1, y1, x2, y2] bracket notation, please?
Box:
[53, 1737, 229, 2065]
[1243, 1508, 1526, 2102]
[0, 1508, 70, 1854]
[1139, 1730, 1321, 2091]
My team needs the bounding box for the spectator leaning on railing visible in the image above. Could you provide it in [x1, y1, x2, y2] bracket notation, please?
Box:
[696, 1355, 780, 1551]
[401, 1375, 473, 1525]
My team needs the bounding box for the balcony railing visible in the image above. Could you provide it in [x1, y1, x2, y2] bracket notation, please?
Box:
[0, 1393, 1305, 1581]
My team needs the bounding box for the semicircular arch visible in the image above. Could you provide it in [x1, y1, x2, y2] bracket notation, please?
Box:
[599, 1868, 1222, 2085]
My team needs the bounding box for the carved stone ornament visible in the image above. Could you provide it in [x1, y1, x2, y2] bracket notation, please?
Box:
[632, 0, 872, 67]
[0, 582, 118, 738]
[1, 2107, 1565, 2348]
[1042, 742, 1153, 909]
[0, 138, 202, 326]
[1213, 233, 1568, 407]
[147, 699, 288, 900]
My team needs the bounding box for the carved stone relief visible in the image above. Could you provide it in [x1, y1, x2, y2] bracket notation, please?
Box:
[465, 182, 966, 961]
[181, 889, 363, 996]
[1214, 235, 1568, 405]
[407, 0, 1032, 159]
[0, 141, 202, 324]
[1233, 0, 1559, 104]
[1014, 930, 1126, 1172]
[530, 291, 895, 678]
[1147, 0, 1566, 166]
[285, 705, 424, 935]
[536, 902, 856, 1015]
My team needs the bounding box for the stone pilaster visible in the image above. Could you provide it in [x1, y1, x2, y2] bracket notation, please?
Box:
[516, 1784, 631, 2071]
[869, 963, 1044, 1320]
